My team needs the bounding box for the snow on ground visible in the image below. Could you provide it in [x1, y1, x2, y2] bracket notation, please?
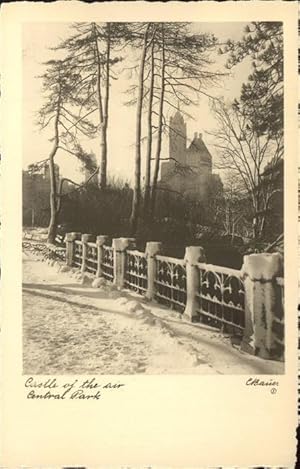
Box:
[22, 251, 284, 375]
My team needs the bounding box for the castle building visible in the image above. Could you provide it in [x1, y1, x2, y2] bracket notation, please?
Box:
[159, 111, 222, 200]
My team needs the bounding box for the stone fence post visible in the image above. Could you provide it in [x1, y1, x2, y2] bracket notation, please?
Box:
[241, 252, 283, 359]
[96, 235, 109, 278]
[145, 242, 162, 300]
[65, 232, 81, 267]
[112, 237, 136, 289]
[81, 233, 94, 273]
[183, 246, 206, 322]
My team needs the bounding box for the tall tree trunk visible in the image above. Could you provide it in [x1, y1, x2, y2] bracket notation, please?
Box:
[130, 24, 151, 234]
[93, 23, 105, 189]
[252, 199, 259, 243]
[150, 24, 165, 219]
[144, 38, 155, 218]
[47, 102, 60, 244]
[100, 22, 111, 189]
[48, 157, 58, 244]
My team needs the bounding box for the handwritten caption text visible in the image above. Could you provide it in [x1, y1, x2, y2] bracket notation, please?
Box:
[24, 377, 125, 400]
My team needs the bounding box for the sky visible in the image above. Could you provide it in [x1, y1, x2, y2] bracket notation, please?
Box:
[22, 21, 251, 184]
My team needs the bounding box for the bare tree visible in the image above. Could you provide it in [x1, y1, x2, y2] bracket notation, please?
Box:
[55, 22, 125, 189]
[129, 23, 153, 233]
[146, 22, 220, 218]
[143, 33, 156, 217]
[219, 177, 252, 241]
[92, 22, 110, 189]
[126, 22, 221, 228]
[210, 98, 283, 240]
[37, 59, 98, 243]
[149, 23, 165, 218]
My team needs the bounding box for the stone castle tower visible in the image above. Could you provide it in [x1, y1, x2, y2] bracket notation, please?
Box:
[159, 110, 221, 200]
[169, 111, 187, 165]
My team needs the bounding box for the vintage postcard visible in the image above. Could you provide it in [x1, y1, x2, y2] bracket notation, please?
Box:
[1, 1, 298, 467]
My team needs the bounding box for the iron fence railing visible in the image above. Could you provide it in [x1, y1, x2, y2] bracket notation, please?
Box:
[73, 240, 83, 268]
[61, 232, 286, 361]
[124, 250, 148, 294]
[154, 255, 187, 311]
[86, 242, 98, 274]
[196, 263, 245, 334]
[101, 245, 114, 282]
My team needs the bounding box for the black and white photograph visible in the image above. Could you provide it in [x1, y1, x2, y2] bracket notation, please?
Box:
[2, 1, 298, 467]
[22, 20, 285, 375]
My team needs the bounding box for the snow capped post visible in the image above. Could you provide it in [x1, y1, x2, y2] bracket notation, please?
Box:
[112, 237, 136, 289]
[65, 232, 81, 267]
[183, 246, 206, 322]
[81, 234, 94, 273]
[96, 235, 109, 278]
[145, 241, 162, 300]
[241, 252, 283, 359]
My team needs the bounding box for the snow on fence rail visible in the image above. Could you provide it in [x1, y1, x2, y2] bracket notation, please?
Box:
[65, 233, 285, 361]
[273, 276, 284, 356]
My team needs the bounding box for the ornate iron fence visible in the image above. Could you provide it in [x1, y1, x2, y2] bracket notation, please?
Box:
[196, 263, 245, 334]
[154, 255, 187, 311]
[101, 245, 114, 282]
[86, 242, 98, 274]
[73, 240, 83, 268]
[124, 250, 148, 294]
[63, 232, 285, 361]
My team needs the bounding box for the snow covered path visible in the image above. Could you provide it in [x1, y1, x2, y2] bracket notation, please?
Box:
[23, 253, 284, 375]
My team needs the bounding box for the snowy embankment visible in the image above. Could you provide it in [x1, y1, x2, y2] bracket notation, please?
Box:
[22, 249, 283, 375]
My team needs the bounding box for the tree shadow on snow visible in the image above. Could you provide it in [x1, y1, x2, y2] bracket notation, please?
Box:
[23, 287, 134, 320]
